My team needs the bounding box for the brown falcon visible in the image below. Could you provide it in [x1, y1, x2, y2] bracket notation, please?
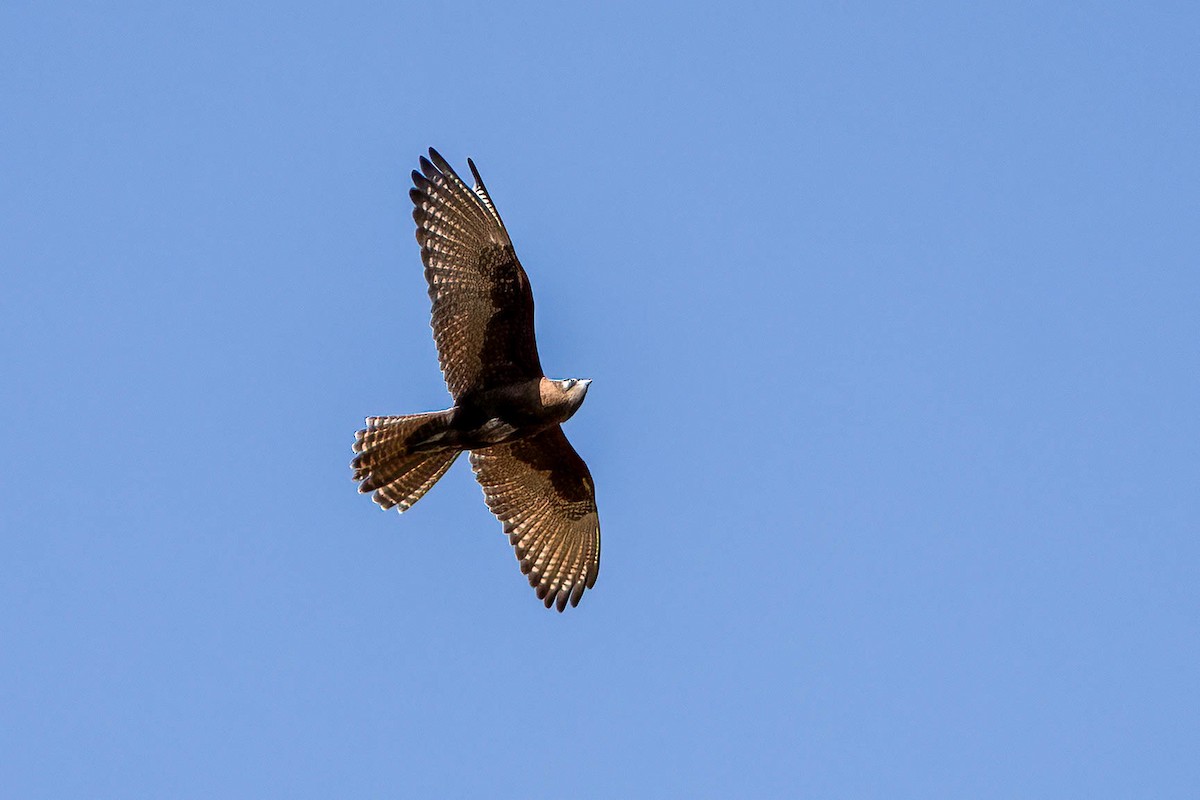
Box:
[351, 148, 600, 611]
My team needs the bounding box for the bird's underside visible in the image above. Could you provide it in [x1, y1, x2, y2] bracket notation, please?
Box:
[351, 149, 600, 612]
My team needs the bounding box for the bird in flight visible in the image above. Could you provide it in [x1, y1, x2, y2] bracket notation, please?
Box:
[352, 148, 600, 611]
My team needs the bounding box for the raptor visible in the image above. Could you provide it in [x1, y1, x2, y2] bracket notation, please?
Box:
[352, 149, 600, 611]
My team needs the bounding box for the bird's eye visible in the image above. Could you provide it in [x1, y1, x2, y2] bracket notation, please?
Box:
[563, 379, 576, 389]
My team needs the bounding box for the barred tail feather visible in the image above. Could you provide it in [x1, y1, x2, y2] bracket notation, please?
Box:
[352, 412, 460, 512]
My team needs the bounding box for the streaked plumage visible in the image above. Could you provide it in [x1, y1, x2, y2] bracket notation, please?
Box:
[352, 149, 600, 611]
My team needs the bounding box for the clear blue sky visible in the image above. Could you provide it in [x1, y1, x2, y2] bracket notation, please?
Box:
[2, 2, 1197, 797]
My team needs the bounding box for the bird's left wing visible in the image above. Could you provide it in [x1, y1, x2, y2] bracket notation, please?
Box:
[469, 427, 601, 611]
[411, 149, 544, 400]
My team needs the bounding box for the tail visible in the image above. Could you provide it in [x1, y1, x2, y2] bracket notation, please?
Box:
[352, 411, 461, 512]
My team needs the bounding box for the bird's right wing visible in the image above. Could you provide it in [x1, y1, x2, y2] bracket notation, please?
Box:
[470, 426, 600, 611]
[410, 149, 544, 400]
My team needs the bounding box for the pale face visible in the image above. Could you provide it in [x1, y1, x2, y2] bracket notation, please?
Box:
[557, 378, 590, 393]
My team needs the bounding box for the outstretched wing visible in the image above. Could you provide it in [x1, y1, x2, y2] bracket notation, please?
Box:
[470, 427, 601, 611]
[410, 149, 543, 400]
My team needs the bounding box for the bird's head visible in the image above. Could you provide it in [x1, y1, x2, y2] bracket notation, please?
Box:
[542, 377, 592, 420]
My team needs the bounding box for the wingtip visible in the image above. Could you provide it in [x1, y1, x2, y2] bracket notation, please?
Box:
[427, 147, 455, 176]
[418, 155, 436, 179]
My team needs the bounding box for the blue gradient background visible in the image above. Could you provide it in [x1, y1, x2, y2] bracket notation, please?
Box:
[3, 2, 1197, 797]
